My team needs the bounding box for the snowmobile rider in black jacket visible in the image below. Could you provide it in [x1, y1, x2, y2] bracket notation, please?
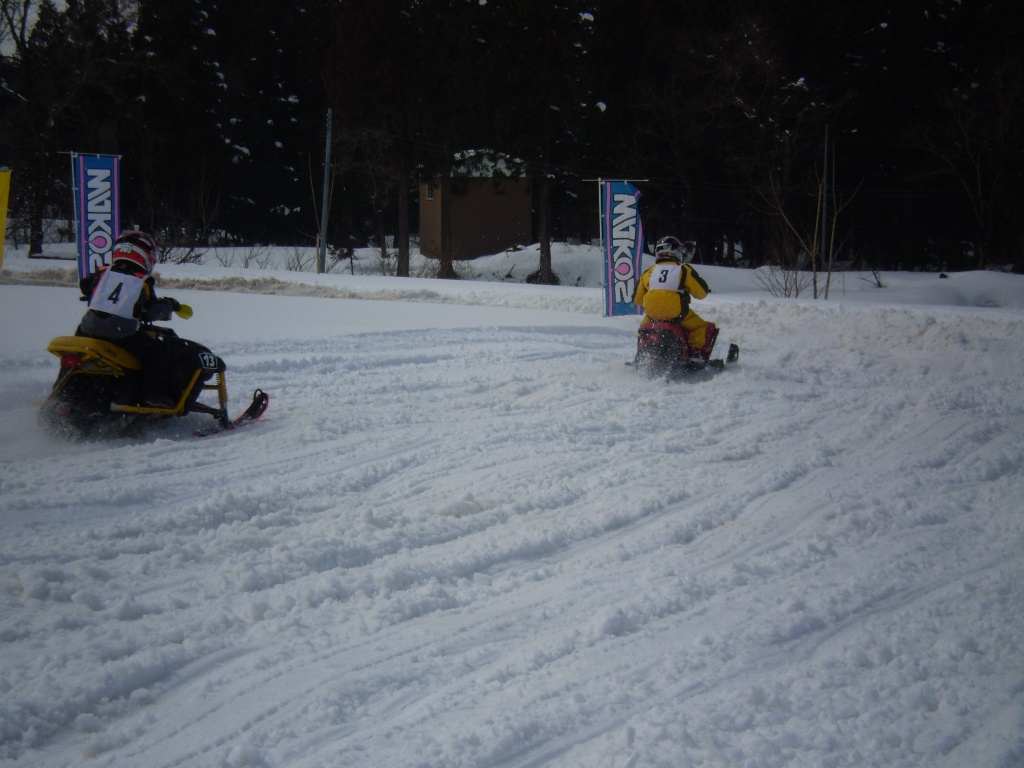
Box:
[77, 230, 182, 408]
[633, 236, 715, 359]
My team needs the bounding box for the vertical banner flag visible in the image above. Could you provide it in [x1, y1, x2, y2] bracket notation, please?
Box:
[601, 180, 644, 317]
[0, 169, 10, 269]
[72, 153, 121, 281]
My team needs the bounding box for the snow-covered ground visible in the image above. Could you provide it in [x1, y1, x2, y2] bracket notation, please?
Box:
[2, 242, 1023, 768]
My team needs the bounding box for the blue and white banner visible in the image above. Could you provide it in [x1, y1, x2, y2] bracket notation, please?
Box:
[601, 180, 644, 317]
[72, 153, 121, 281]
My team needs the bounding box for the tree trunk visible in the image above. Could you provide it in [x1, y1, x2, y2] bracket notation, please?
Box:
[396, 166, 410, 278]
[437, 161, 457, 279]
[528, 174, 559, 285]
[29, 143, 49, 256]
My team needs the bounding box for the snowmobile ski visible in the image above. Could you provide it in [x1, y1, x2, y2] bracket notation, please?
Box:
[193, 389, 269, 437]
[626, 343, 738, 378]
[703, 343, 740, 369]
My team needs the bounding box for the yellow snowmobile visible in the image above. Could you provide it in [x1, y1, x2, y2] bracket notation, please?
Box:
[41, 307, 266, 437]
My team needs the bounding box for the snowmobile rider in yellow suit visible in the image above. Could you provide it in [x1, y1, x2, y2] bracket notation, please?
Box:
[633, 236, 713, 356]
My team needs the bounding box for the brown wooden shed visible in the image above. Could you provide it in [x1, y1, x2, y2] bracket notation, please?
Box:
[419, 176, 532, 260]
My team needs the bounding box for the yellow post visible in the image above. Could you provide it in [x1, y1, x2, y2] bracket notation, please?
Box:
[0, 170, 10, 268]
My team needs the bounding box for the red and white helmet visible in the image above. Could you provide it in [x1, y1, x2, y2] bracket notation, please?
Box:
[654, 236, 685, 263]
[111, 230, 160, 274]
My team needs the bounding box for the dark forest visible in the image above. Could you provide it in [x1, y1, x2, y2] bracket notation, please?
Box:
[2, 0, 1021, 274]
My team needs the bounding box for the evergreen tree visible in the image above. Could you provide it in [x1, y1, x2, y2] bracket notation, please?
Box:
[324, 0, 417, 274]
[491, 0, 594, 284]
[325, 0, 496, 278]
[0, 0, 131, 254]
[121, 0, 227, 244]
[125, 0, 329, 249]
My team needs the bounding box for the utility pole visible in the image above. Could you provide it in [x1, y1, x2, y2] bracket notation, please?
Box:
[817, 124, 829, 299]
[317, 108, 333, 274]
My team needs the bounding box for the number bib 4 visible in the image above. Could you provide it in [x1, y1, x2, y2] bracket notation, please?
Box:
[89, 270, 146, 320]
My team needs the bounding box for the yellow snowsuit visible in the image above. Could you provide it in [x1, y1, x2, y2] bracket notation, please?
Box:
[633, 260, 711, 349]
